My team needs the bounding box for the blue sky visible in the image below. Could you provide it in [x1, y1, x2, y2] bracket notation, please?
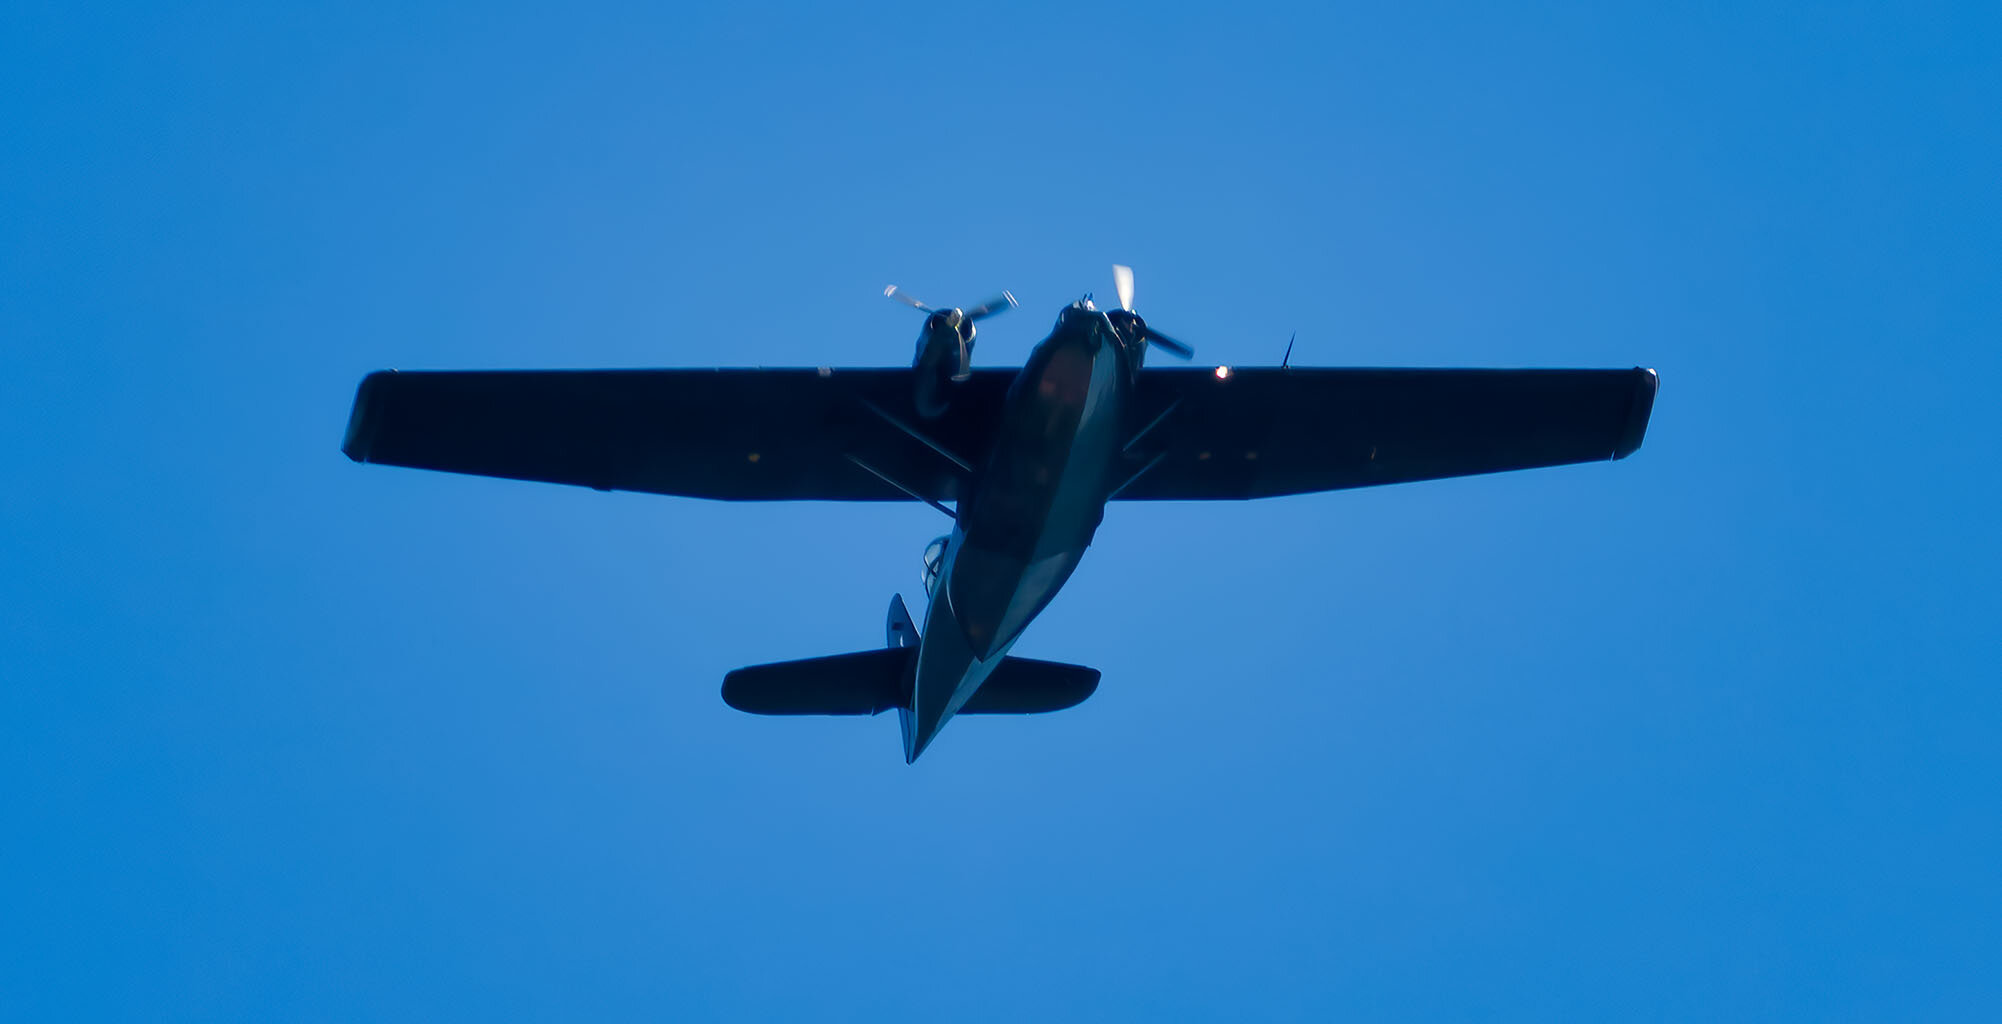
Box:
[5, 1, 1998, 1019]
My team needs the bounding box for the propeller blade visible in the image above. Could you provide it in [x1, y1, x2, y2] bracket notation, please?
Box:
[1144, 328, 1195, 360]
[883, 285, 933, 313]
[1111, 265, 1135, 312]
[964, 290, 1018, 322]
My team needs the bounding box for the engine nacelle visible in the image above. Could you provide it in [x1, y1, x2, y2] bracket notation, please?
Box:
[911, 311, 973, 419]
[884, 285, 1011, 417]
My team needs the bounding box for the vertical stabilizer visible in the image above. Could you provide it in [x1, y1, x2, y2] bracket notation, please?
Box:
[886, 594, 919, 649]
[887, 594, 920, 756]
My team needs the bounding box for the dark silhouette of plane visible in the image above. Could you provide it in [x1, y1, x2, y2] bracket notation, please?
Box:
[343, 267, 1657, 761]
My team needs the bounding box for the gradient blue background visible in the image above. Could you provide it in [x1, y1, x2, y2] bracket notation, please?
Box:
[6, 2, 1998, 1019]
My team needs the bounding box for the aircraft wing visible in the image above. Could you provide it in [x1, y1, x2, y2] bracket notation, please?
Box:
[341, 368, 1014, 501]
[1113, 367, 1657, 500]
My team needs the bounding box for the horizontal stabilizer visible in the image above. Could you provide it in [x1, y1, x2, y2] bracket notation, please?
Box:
[722, 649, 1098, 716]
[723, 650, 906, 715]
[966, 658, 1100, 713]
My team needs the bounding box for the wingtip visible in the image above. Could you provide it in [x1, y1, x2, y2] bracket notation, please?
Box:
[342, 370, 396, 462]
[719, 668, 754, 714]
[1614, 367, 1658, 460]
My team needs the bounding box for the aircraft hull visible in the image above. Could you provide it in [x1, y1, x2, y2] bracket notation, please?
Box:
[903, 315, 1130, 761]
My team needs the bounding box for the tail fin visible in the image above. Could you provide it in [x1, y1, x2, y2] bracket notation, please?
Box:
[886, 594, 919, 649]
[722, 648, 1098, 716]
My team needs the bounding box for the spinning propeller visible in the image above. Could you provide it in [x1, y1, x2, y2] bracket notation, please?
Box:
[1108, 264, 1194, 360]
[885, 284, 1015, 398]
[883, 286, 1017, 326]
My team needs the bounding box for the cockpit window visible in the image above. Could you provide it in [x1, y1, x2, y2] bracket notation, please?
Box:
[1056, 299, 1097, 331]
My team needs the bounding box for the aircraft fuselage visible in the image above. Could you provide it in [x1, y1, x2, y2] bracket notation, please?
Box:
[901, 304, 1137, 761]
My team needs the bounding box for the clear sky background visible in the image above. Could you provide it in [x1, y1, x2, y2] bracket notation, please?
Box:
[5, 1, 1999, 1019]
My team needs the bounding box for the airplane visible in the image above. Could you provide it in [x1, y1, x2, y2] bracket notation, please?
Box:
[341, 266, 1658, 762]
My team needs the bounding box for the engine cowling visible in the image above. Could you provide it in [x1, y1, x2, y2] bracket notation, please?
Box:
[884, 286, 1013, 418]
[911, 312, 973, 418]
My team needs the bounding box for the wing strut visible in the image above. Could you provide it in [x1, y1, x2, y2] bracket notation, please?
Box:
[1106, 449, 1170, 500]
[845, 454, 956, 520]
[856, 397, 975, 474]
[1122, 398, 1182, 454]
